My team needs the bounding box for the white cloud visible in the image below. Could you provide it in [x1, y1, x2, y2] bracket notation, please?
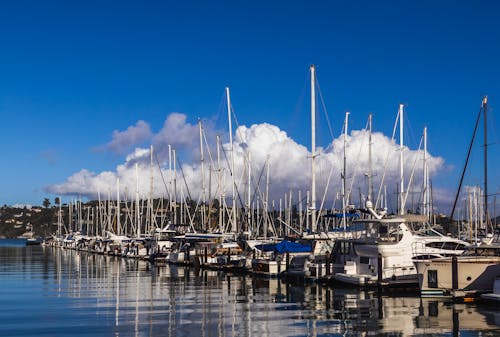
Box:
[153, 113, 197, 148]
[97, 120, 152, 154]
[148, 112, 222, 163]
[47, 113, 446, 214]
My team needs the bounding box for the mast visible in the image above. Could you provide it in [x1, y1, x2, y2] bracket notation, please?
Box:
[135, 163, 140, 237]
[306, 191, 310, 231]
[199, 120, 206, 231]
[217, 135, 223, 233]
[368, 114, 374, 202]
[384, 185, 387, 210]
[168, 145, 173, 223]
[288, 190, 292, 234]
[264, 157, 270, 239]
[482, 96, 489, 224]
[98, 192, 103, 237]
[449, 100, 483, 220]
[69, 200, 72, 233]
[226, 87, 237, 233]
[173, 149, 177, 224]
[58, 197, 62, 237]
[149, 145, 154, 233]
[310, 64, 317, 233]
[116, 178, 121, 235]
[298, 190, 302, 234]
[399, 103, 405, 215]
[247, 152, 251, 233]
[342, 112, 350, 230]
[107, 191, 111, 235]
[423, 127, 428, 219]
[78, 198, 82, 233]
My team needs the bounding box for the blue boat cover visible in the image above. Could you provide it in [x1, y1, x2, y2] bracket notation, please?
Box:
[256, 240, 312, 254]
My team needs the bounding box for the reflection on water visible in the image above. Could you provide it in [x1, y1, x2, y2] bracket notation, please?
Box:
[0, 245, 499, 337]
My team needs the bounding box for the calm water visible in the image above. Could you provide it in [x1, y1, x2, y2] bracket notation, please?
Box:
[0, 241, 499, 337]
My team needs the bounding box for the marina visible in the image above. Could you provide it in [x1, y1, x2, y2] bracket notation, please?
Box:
[1, 242, 499, 337]
[35, 72, 500, 302]
[2, 63, 499, 336]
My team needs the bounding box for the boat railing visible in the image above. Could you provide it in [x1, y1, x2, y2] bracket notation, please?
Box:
[382, 265, 416, 279]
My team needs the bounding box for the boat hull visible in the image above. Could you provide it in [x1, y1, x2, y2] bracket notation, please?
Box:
[415, 257, 500, 297]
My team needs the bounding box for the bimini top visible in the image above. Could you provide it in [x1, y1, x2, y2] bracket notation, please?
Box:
[256, 240, 312, 254]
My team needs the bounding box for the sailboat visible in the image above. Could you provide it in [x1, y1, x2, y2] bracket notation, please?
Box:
[251, 65, 322, 278]
[329, 104, 469, 287]
[24, 223, 42, 246]
[414, 97, 500, 298]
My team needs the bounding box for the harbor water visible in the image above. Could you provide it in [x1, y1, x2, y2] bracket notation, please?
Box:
[0, 241, 499, 337]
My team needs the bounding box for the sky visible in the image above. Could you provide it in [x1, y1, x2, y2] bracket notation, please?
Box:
[1, 1, 499, 215]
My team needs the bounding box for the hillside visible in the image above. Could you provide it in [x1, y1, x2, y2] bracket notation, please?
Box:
[0, 205, 56, 238]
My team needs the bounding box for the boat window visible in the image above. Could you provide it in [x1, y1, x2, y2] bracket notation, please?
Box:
[419, 229, 437, 237]
[428, 301, 439, 317]
[360, 256, 370, 264]
[428, 270, 438, 288]
[425, 242, 443, 249]
[442, 242, 459, 250]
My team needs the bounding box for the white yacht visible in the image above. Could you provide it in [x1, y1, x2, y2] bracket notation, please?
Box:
[251, 240, 312, 277]
[331, 214, 469, 287]
[415, 242, 500, 297]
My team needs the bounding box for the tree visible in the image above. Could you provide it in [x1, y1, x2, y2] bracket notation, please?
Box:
[43, 198, 51, 208]
[54, 197, 60, 206]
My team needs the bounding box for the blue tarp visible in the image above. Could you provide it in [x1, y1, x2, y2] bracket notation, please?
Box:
[256, 240, 312, 254]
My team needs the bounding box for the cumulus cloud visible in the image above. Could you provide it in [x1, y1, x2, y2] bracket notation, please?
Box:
[153, 113, 198, 149]
[46, 113, 445, 214]
[97, 120, 152, 154]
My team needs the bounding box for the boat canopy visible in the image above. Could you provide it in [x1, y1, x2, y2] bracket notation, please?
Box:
[256, 240, 312, 254]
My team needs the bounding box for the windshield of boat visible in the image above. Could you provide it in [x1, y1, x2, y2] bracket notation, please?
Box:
[406, 222, 445, 237]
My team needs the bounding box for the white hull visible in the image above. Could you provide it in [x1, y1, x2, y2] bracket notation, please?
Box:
[335, 273, 376, 286]
[415, 256, 500, 297]
[332, 219, 468, 288]
[251, 258, 286, 277]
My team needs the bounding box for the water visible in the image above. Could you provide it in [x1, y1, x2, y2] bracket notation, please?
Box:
[0, 238, 27, 247]
[0, 243, 499, 337]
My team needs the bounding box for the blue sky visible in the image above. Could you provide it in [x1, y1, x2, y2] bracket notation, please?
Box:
[1, 1, 499, 211]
